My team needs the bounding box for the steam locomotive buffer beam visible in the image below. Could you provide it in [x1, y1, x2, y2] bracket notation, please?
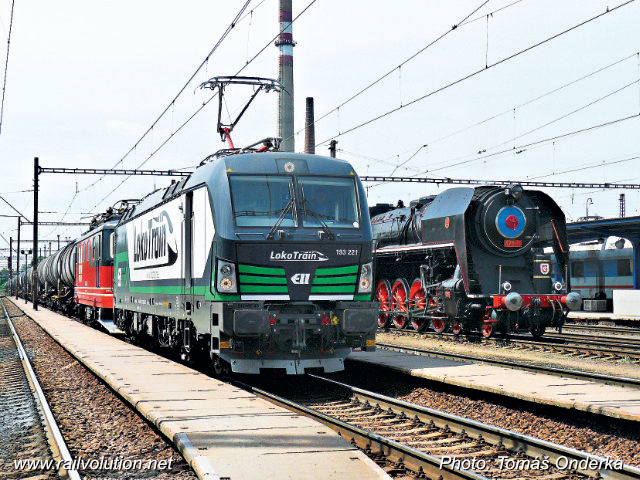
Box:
[360, 176, 640, 189]
[13, 299, 390, 480]
[347, 347, 640, 424]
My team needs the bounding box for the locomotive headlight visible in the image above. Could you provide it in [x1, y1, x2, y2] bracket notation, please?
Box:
[554, 281, 563, 292]
[216, 259, 237, 293]
[502, 281, 512, 292]
[358, 262, 373, 293]
[220, 277, 234, 291]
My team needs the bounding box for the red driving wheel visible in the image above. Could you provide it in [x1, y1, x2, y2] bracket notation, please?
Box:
[452, 321, 462, 335]
[409, 278, 427, 331]
[431, 317, 446, 333]
[481, 322, 494, 338]
[376, 280, 392, 328]
[391, 279, 409, 329]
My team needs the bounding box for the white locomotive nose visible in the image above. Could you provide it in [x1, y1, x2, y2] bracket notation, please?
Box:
[505, 292, 523, 311]
[564, 292, 581, 311]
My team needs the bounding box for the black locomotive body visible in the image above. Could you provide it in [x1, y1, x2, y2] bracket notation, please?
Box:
[371, 185, 581, 337]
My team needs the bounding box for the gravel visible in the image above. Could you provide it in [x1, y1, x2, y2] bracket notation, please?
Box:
[0, 307, 58, 480]
[4, 300, 197, 480]
[335, 362, 640, 467]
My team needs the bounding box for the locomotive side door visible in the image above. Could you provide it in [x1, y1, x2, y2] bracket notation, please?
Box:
[95, 234, 101, 288]
[183, 192, 193, 313]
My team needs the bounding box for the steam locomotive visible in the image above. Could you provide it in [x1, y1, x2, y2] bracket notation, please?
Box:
[13, 152, 378, 374]
[371, 185, 581, 338]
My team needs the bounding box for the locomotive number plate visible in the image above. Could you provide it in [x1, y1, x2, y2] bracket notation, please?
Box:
[336, 249, 358, 256]
[504, 239, 522, 248]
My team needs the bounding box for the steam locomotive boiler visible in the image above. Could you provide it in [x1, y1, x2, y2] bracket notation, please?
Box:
[371, 185, 581, 338]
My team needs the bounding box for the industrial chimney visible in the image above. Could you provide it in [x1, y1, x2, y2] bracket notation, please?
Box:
[304, 97, 315, 154]
[276, 0, 295, 152]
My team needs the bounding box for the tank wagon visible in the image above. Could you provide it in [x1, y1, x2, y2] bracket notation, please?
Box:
[17, 151, 378, 375]
[371, 185, 581, 338]
[36, 241, 76, 314]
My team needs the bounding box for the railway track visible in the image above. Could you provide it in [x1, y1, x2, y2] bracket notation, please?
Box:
[380, 327, 640, 363]
[544, 332, 640, 349]
[0, 298, 79, 480]
[561, 324, 640, 337]
[243, 375, 640, 480]
[376, 341, 640, 389]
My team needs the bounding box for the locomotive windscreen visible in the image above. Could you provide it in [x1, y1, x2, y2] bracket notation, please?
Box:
[298, 176, 359, 228]
[229, 174, 361, 229]
[229, 175, 296, 227]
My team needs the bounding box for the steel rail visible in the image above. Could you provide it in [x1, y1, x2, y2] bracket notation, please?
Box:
[1, 298, 81, 480]
[383, 328, 640, 360]
[375, 342, 640, 389]
[544, 333, 640, 349]
[237, 380, 491, 480]
[308, 374, 640, 480]
[561, 324, 640, 336]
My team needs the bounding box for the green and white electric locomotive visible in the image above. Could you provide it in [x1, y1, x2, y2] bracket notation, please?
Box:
[112, 152, 377, 374]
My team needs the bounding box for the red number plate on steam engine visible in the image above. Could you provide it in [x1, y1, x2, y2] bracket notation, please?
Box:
[504, 239, 522, 248]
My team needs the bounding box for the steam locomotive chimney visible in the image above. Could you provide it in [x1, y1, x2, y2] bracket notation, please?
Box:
[276, 0, 295, 152]
[304, 97, 315, 154]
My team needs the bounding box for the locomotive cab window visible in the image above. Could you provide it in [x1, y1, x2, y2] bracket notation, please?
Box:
[298, 176, 359, 229]
[571, 261, 584, 277]
[229, 175, 296, 227]
[617, 259, 632, 276]
[109, 233, 115, 259]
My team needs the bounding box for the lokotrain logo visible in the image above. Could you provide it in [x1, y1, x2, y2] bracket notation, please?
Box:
[269, 250, 329, 262]
[133, 211, 178, 270]
[291, 273, 310, 285]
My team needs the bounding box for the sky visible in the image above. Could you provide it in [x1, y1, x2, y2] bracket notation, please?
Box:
[0, 0, 639, 265]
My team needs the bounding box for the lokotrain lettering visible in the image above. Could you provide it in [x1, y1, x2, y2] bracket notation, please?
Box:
[134, 222, 167, 263]
[269, 250, 328, 262]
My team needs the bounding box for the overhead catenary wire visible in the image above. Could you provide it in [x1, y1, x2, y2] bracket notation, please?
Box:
[364, 113, 640, 192]
[419, 113, 640, 175]
[289, 0, 521, 145]
[80, 0, 253, 193]
[0, 0, 16, 135]
[425, 76, 640, 173]
[49, 0, 261, 236]
[358, 50, 640, 174]
[316, 0, 637, 147]
[527, 152, 640, 180]
[0, 194, 29, 222]
[401, 50, 640, 160]
[88, 0, 320, 212]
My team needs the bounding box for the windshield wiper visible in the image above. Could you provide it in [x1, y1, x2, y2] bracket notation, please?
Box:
[266, 192, 296, 240]
[300, 185, 335, 240]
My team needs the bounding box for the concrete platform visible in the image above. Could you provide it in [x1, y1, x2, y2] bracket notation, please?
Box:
[348, 348, 640, 423]
[12, 300, 389, 480]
